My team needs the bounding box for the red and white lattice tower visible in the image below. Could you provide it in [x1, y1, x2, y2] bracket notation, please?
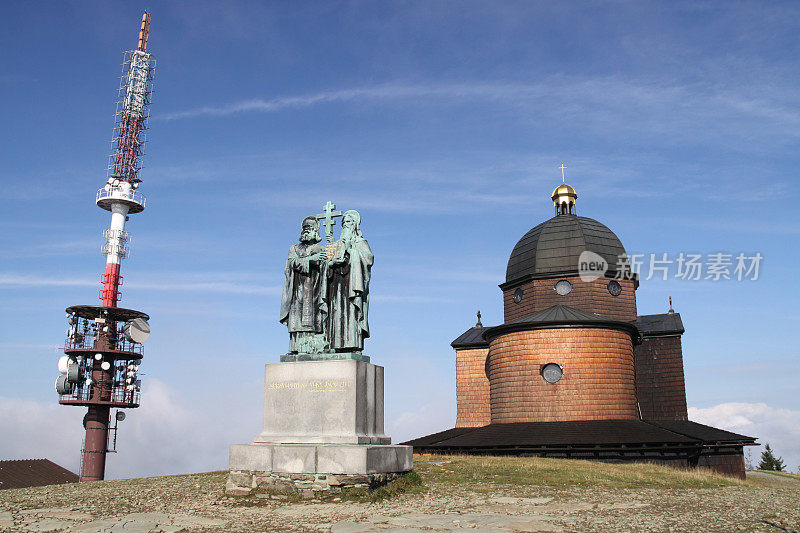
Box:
[99, 12, 154, 305]
[55, 12, 155, 482]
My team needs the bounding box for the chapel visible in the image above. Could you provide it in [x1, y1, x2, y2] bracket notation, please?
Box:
[406, 179, 755, 478]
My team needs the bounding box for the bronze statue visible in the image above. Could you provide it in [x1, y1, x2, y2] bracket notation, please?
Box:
[326, 210, 373, 353]
[279, 216, 328, 354]
[280, 204, 373, 358]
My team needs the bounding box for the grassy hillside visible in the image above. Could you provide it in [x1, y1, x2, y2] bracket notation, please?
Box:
[1, 454, 797, 532]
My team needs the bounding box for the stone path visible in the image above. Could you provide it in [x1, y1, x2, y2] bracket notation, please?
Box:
[0, 507, 228, 532]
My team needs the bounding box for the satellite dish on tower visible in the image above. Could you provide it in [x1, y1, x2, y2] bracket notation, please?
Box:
[55, 375, 73, 395]
[67, 361, 81, 383]
[123, 318, 150, 343]
[116, 411, 126, 422]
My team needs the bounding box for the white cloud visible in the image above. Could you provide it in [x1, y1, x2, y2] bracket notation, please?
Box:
[128, 280, 280, 296]
[159, 83, 547, 120]
[6, 395, 796, 479]
[105, 379, 254, 479]
[0, 343, 62, 352]
[158, 79, 800, 142]
[0, 272, 280, 296]
[0, 378, 439, 480]
[689, 402, 800, 473]
[387, 401, 456, 444]
[0, 380, 260, 480]
[371, 294, 457, 303]
[0, 395, 85, 473]
[0, 274, 95, 288]
[4, 239, 97, 259]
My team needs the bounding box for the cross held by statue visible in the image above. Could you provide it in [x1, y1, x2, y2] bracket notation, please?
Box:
[316, 200, 342, 257]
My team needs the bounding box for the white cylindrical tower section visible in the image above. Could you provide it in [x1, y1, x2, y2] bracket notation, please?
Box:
[99, 182, 136, 307]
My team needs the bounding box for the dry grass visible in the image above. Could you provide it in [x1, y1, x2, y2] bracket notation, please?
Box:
[328, 470, 427, 502]
[413, 454, 744, 489]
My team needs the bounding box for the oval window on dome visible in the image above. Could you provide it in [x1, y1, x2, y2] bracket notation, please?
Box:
[554, 280, 572, 295]
[541, 363, 563, 384]
[607, 280, 622, 296]
[513, 288, 524, 304]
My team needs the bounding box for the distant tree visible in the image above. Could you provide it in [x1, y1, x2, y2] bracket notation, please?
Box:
[758, 443, 786, 472]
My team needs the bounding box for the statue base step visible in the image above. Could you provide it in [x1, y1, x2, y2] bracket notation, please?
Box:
[280, 351, 370, 363]
[226, 469, 405, 496]
[229, 443, 412, 475]
[227, 442, 412, 496]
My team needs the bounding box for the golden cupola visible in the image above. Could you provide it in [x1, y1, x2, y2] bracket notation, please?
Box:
[552, 183, 577, 215]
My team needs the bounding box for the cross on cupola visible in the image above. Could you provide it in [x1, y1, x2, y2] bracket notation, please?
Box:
[551, 164, 578, 216]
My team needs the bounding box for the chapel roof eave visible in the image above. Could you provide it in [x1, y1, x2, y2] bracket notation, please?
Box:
[498, 270, 639, 290]
[482, 304, 641, 344]
[402, 419, 757, 449]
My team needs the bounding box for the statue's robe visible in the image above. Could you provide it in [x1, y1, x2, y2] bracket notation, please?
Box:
[326, 237, 373, 352]
[279, 242, 327, 353]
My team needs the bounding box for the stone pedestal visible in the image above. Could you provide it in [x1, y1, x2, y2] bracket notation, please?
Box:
[255, 360, 390, 444]
[228, 359, 412, 495]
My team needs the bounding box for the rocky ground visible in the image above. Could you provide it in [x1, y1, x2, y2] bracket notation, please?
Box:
[1, 455, 799, 532]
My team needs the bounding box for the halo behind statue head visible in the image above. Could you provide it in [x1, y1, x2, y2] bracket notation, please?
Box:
[343, 210, 362, 237]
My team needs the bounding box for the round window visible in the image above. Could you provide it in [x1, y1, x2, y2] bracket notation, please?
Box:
[513, 288, 524, 303]
[607, 280, 622, 296]
[541, 363, 563, 384]
[554, 280, 572, 295]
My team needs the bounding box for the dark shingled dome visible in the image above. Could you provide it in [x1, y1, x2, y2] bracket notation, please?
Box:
[506, 215, 627, 283]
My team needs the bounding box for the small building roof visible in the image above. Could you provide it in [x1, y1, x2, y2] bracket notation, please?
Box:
[510, 304, 612, 324]
[636, 313, 684, 336]
[0, 459, 78, 490]
[450, 326, 489, 349]
[647, 420, 749, 443]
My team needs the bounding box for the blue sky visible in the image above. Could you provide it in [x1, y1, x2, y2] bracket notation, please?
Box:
[1, 1, 799, 477]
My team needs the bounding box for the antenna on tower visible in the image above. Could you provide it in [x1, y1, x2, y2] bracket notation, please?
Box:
[138, 11, 151, 52]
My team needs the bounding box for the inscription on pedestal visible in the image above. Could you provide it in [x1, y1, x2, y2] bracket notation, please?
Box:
[269, 380, 351, 392]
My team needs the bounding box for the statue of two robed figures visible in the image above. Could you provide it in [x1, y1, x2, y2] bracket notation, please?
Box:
[279, 202, 373, 360]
